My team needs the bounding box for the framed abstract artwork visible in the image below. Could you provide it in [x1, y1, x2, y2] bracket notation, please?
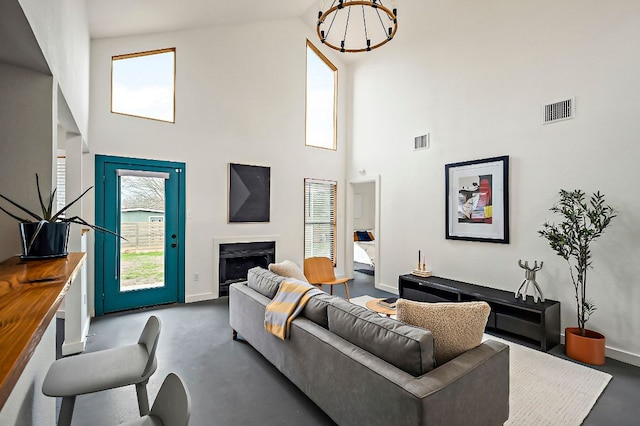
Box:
[445, 156, 509, 243]
[228, 163, 270, 223]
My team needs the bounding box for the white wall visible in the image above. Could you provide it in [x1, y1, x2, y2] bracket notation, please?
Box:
[0, 0, 90, 261]
[353, 181, 375, 231]
[19, 0, 90, 138]
[0, 63, 54, 260]
[349, 0, 640, 363]
[87, 18, 348, 307]
[0, 319, 56, 425]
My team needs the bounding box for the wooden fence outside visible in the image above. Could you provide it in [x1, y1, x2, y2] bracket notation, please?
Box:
[121, 222, 164, 253]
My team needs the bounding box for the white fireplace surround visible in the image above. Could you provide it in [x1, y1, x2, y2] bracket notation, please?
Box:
[212, 235, 280, 298]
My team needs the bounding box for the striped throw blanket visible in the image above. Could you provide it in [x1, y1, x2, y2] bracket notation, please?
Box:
[264, 278, 323, 340]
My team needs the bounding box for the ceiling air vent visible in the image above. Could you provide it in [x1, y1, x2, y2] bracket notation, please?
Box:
[414, 134, 430, 150]
[543, 98, 575, 124]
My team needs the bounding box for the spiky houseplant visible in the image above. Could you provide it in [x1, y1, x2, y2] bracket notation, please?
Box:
[538, 189, 616, 337]
[0, 174, 121, 256]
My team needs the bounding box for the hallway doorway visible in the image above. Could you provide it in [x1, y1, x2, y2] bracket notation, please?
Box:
[350, 176, 381, 290]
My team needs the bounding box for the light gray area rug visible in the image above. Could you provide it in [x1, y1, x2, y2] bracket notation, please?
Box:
[349, 295, 612, 426]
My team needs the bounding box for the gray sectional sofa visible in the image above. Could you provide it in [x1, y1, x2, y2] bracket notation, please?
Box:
[229, 267, 510, 426]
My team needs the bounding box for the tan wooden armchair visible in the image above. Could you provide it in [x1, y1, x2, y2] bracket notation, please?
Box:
[304, 257, 350, 301]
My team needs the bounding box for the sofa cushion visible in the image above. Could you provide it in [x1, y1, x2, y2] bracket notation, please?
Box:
[327, 298, 435, 376]
[397, 299, 491, 366]
[301, 293, 339, 329]
[246, 267, 285, 299]
[268, 260, 309, 283]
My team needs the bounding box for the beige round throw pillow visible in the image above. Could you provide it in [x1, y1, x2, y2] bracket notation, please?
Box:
[396, 299, 490, 366]
[268, 260, 309, 283]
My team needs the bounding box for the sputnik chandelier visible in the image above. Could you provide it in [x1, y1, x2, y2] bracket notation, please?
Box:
[317, 0, 399, 53]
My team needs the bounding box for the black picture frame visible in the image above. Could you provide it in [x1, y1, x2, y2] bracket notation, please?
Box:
[228, 163, 270, 223]
[445, 155, 509, 243]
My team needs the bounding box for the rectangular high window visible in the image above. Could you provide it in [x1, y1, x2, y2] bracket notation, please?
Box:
[111, 48, 176, 123]
[304, 179, 337, 263]
[305, 41, 337, 150]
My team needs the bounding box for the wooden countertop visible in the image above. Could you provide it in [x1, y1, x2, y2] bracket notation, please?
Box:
[0, 252, 86, 409]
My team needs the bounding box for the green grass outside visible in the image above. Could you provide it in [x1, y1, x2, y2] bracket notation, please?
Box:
[121, 251, 164, 283]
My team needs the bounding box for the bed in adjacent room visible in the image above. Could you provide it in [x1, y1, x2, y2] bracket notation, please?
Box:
[354, 230, 375, 275]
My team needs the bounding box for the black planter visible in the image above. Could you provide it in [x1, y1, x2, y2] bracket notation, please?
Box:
[20, 222, 70, 259]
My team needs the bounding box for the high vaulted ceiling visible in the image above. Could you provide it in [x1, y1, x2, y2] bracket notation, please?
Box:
[86, 0, 317, 39]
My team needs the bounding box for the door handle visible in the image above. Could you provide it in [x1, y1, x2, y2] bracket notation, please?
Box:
[171, 243, 177, 248]
[171, 234, 177, 239]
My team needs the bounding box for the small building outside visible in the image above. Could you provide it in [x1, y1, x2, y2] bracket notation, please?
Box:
[121, 208, 164, 223]
[121, 208, 165, 253]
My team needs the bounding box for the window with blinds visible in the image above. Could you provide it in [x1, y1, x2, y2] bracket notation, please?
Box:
[56, 156, 66, 216]
[304, 179, 337, 264]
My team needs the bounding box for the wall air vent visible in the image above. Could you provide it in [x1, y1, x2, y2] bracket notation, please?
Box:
[414, 134, 430, 150]
[543, 98, 575, 124]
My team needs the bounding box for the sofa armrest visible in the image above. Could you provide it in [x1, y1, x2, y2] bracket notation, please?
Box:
[412, 339, 510, 425]
[407, 339, 508, 396]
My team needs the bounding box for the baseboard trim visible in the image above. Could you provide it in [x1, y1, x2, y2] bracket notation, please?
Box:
[186, 292, 215, 303]
[62, 339, 86, 356]
[561, 332, 640, 367]
[606, 346, 640, 367]
[82, 316, 91, 342]
[376, 282, 398, 295]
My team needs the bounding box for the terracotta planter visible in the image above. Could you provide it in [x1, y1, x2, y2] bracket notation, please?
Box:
[565, 327, 606, 365]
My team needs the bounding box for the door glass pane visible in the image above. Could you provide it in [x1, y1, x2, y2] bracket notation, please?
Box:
[120, 176, 165, 291]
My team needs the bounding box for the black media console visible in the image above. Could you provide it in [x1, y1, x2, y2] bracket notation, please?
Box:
[399, 274, 560, 351]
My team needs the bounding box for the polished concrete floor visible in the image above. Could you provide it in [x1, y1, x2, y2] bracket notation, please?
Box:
[61, 271, 640, 425]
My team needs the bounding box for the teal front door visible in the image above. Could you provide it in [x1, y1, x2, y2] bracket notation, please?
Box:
[95, 155, 185, 315]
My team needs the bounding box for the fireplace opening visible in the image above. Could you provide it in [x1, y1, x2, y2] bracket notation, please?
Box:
[219, 241, 275, 297]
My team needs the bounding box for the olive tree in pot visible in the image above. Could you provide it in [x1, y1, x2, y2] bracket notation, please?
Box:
[0, 174, 121, 259]
[539, 189, 616, 365]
